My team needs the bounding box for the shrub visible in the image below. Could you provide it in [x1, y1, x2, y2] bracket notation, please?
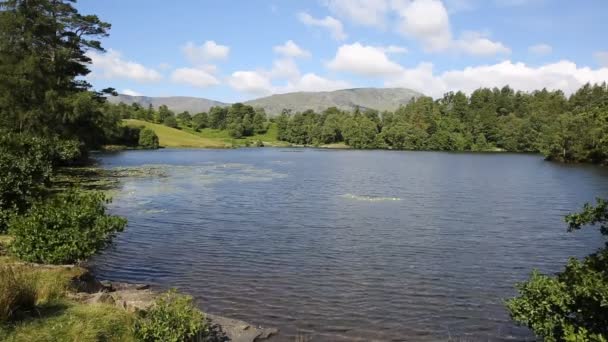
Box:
[0, 266, 38, 322]
[9, 190, 127, 264]
[134, 290, 208, 342]
[163, 116, 178, 128]
[138, 128, 159, 149]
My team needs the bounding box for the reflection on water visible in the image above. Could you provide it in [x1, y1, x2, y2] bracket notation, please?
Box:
[91, 149, 608, 341]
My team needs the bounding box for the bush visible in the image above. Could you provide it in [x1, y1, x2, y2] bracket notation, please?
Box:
[163, 116, 178, 128]
[8, 190, 127, 264]
[138, 128, 159, 149]
[134, 290, 209, 342]
[0, 266, 38, 322]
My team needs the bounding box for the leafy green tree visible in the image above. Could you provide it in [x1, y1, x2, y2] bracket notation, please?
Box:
[507, 199, 608, 341]
[192, 112, 208, 130]
[0, 0, 114, 148]
[163, 115, 178, 129]
[177, 111, 192, 127]
[138, 128, 159, 149]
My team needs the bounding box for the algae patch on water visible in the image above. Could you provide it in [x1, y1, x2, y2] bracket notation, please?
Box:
[340, 194, 402, 202]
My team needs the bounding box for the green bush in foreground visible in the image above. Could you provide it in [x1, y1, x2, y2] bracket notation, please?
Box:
[138, 128, 159, 149]
[8, 190, 127, 264]
[134, 290, 208, 342]
[506, 199, 608, 342]
[0, 266, 38, 322]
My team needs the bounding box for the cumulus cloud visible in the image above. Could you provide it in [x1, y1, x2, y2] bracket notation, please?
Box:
[529, 43, 553, 55]
[322, 0, 389, 27]
[278, 73, 351, 93]
[273, 40, 311, 58]
[269, 58, 301, 80]
[385, 60, 608, 98]
[595, 51, 608, 68]
[393, 0, 452, 51]
[381, 45, 408, 54]
[454, 31, 511, 56]
[122, 89, 143, 96]
[182, 40, 230, 64]
[171, 67, 220, 88]
[298, 12, 347, 41]
[327, 43, 404, 76]
[228, 71, 274, 96]
[88, 49, 162, 82]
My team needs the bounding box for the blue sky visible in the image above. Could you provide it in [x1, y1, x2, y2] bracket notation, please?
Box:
[77, 0, 608, 102]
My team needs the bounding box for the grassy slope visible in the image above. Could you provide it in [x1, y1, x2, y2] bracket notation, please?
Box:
[124, 119, 228, 148]
[126, 119, 289, 148]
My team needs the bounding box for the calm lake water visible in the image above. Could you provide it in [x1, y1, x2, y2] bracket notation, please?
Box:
[91, 149, 608, 341]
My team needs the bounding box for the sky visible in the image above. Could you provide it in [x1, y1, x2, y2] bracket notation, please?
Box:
[77, 0, 608, 103]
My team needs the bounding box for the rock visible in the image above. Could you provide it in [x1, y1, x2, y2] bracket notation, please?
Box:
[70, 270, 105, 293]
[86, 292, 116, 305]
[99, 280, 113, 291]
[112, 282, 150, 291]
[207, 314, 278, 342]
[110, 289, 157, 313]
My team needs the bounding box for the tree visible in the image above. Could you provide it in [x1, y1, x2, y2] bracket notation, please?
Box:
[507, 199, 608, 341]
[163, 115, 178, 128]
[192, 112, 208, 130]
[0, 0, 113, 148]
[176, 111, 192, 127]
[138, 128, 159, 149]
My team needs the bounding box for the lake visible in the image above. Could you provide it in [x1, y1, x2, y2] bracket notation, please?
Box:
[90, 149, 608, 341]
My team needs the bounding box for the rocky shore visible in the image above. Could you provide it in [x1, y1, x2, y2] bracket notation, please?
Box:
[57, 265, 279, 342]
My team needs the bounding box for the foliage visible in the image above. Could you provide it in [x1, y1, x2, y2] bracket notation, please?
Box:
[138, 128, 159, 149]
[506, 198, 608, 341]
[0, 266, 37, 322]
[0, 133, 53, 232]
[133, 289, 208, 342]
[0, 0, 121, 150]
[9, 190, 127, 264]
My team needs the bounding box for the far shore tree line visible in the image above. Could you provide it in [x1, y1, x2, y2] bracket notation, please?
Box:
[114, 83, 608, 164]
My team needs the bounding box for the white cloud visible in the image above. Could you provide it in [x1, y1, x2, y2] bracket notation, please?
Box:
[182, 41, 230, 64]
[322, 0, 389, 27]
[393, 0, 452, 51]
[273, 40, 311, 58]
[278, 73, 351, 93]
[385, 60, 608, 98]
[88, 49, 162, 82]
[594, 51, 608, 68]
[454, 31, 511, 56]
[529, 43, 553, 55]
[327, 43, 404, 77]
[269, 58, 301, 80]
[122, 89, 142, 96]
[171, 67, 220, 88]
[381, 45, 408, 54]
[298, 12, 347, 41]
[228, 71, 274, 96]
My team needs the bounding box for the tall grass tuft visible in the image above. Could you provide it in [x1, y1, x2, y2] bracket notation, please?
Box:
[0, 266, 38, 322]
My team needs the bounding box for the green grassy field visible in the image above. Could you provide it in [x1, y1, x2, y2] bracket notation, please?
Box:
[124, 119, 229, 148]
[125, 119, 288, 148]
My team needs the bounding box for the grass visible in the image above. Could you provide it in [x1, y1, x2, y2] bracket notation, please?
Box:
[0, 301, 136, 342]
[124, 119, 228, 148]
[126, 119, 290, 148]
[0, 237, 134, 342]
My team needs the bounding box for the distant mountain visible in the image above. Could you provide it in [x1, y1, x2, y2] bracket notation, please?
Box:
[106, 95, 228, 114]
[245, 88, 422, 114]
[107, 88, 423, 115]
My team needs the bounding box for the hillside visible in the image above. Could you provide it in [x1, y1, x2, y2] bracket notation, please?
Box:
[124, 120, 228, 148]
[245, 88, 422, 114]
[108, 88, 422, 116]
